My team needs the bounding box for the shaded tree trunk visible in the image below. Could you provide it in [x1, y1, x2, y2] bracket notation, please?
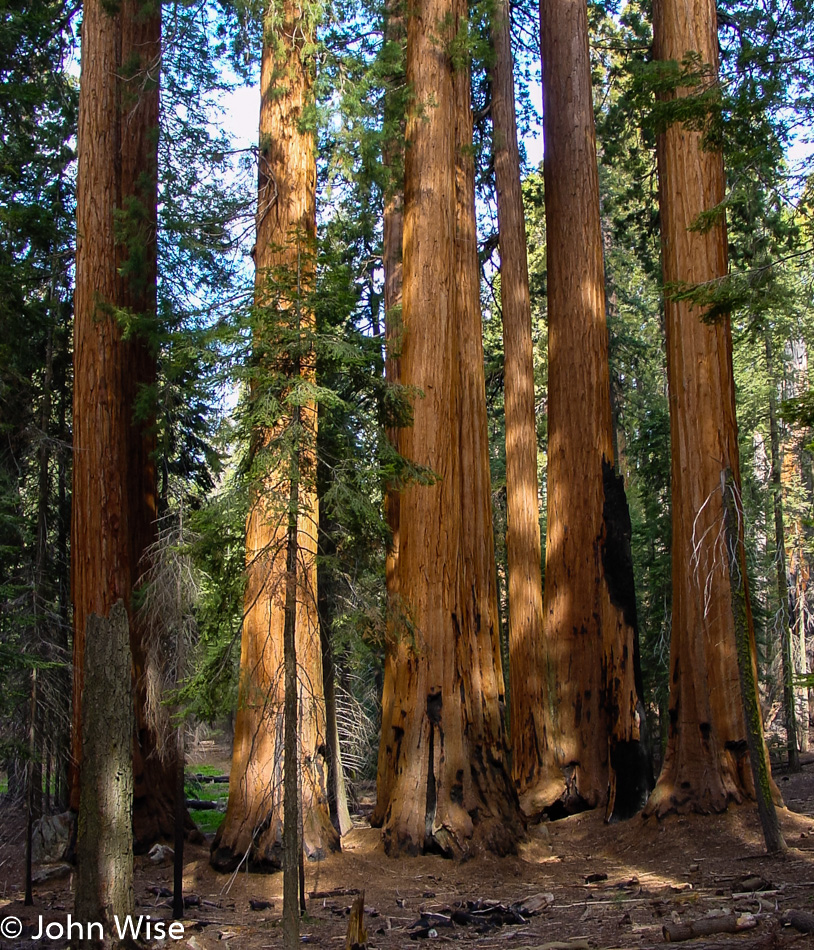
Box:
[211, 0, 339, 872]
[372, 0, 521, 857]
[375, 0, 405, 826]
[722, 470, 786, 852]
[536, 0, 650, 819]
[645, 0, 779, 815]
[75, 602, 134, 942]
[490, 0, 547, 808]
[283, 447, 301, 948]
[71, 0, 176, 850]
[766, 337, 800, 772]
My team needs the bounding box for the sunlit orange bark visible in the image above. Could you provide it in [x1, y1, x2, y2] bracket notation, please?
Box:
[211, 0, 338, 871]
[645, 0, 776, 814]
[490, 0, 547, 806]
[372, 0, 521, 856]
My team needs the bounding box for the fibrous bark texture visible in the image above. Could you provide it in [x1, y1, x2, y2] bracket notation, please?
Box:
[75, 602, 134, 940]
[535, 0, 650, 819]
[490, 0, 547, 807]
[72, 0, 176, 850]
[645, 0, 778, 815]
[371, 0, 522, 857]
[211, 0, 339, 873]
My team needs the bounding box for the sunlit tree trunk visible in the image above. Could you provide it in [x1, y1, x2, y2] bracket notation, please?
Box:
[71, 0, 174, 849]
[211, 0, 339, 872]
[645, 0, 779, 815]
[372, 0, 521, 856]
[536, 0, 650, 818]
[490, 0, 547, 807]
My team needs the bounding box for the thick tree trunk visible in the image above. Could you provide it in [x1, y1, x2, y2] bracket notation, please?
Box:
[72, 0, 175, 850]
[490, 0, 547, 807]
[536, 0, 650, 819]
[72, 0, 131, 806]
[645, 0, 779, 815]
[372, 0, 521, 857]
[75, 602, 134, 941]
[211, 0, 338, 872]
[119, 0, 179, 850]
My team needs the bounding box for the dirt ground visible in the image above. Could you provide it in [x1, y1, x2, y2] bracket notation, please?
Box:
[2, 756, 814, 949]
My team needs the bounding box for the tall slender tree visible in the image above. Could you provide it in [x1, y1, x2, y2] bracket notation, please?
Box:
[72, 0, 177, 848]
[645, 0, 779, 815]
[375, 0, 406, 821]
[533, 0, 651, 818]
[211, 0, 339, 872]
[765, 336, 800, 771]
[371, 0, 521, 856]
[489, 0, 547, 809]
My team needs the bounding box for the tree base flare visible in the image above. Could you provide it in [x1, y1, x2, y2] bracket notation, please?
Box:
[210, 814, 340, 874]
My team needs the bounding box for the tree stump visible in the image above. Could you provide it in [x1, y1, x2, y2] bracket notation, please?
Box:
[346, 891, 367, 950]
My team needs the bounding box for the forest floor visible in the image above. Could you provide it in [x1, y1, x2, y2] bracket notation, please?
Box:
[2, 754, 814, 949]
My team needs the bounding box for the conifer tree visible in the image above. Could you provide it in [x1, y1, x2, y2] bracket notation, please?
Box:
[533, 0, 651, 818]
[489, 0, 547, 810]
[211, 0, 340, 872]
[371, 0, 521, 856]
[644, 0, 780, 818]
[72, 0, 178, 848]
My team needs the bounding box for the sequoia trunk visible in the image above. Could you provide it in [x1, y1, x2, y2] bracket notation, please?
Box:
[372, 0, 521, 856]
[72, 0, 174, 848]
[536, 0, 650, 818]
[490, 0, 547, 804]
[645, 0, 777, 814]
[211, 0, 339, 871]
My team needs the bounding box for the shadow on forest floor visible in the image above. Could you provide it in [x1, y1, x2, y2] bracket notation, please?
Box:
[2, 754, 814, 948]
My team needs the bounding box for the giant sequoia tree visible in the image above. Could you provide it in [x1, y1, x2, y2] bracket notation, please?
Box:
[490, 0, 547, 805]
[371, 0, 521, 857]
[645, 0, 776, 815]
[72, 0, 177, 848]
[211, 0, 339, 872]
[531, 0, 651, 818]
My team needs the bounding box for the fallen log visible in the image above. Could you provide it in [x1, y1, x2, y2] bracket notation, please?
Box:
[663, 913, 757, 942]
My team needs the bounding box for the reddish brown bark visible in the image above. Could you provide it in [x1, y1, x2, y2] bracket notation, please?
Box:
[645, 0, 777, 815]
[71, 0, 175, 849]
[211, 0, 339, 872]
[375, 0, 405, 823]
[490, 0, 547, 807]
[536, 0, 649, 818]
[371, 0, 521, 856]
